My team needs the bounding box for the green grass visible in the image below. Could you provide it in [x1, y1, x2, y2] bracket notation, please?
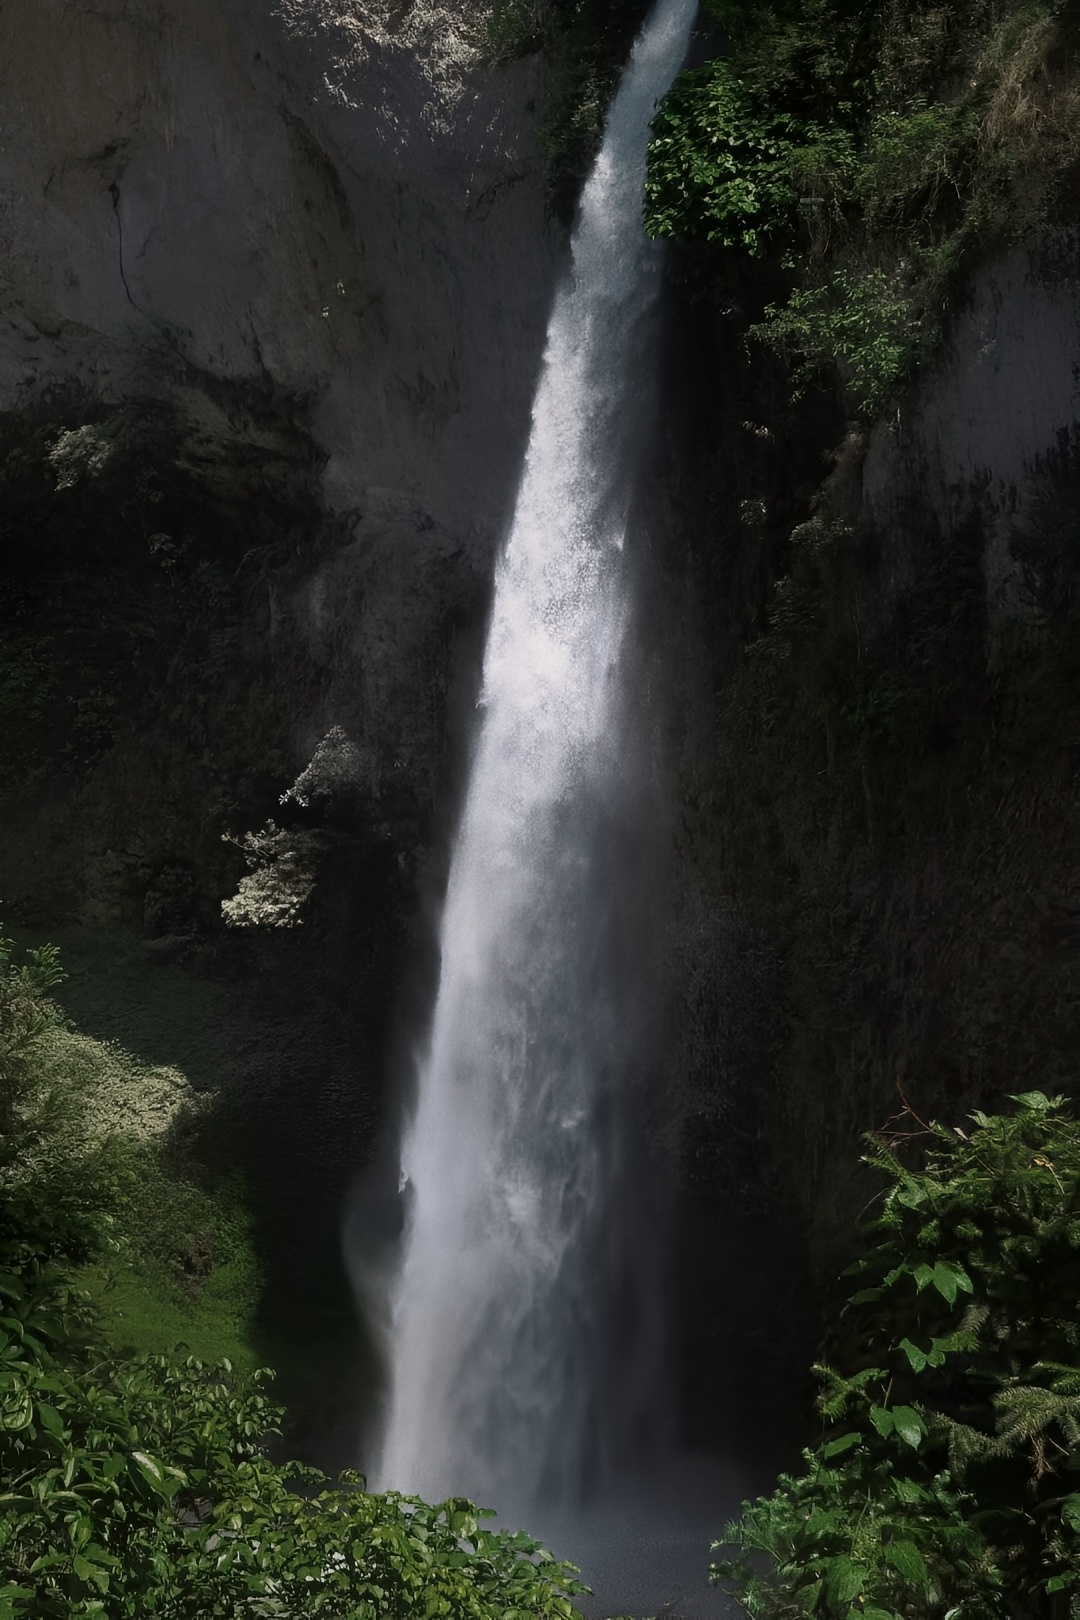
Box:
[17, 1012, 263, 1374]
[79, 1254, 259, 1373]
[81, 1133, 262, 1372]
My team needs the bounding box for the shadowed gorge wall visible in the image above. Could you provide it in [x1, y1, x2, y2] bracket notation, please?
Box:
[661, 227, 1080, 1455]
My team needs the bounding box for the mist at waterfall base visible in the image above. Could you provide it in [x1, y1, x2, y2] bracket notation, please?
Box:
[347, 0, 746, 1611]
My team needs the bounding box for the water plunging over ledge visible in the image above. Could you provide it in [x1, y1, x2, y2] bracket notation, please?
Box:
[376, 0, 699, 1518]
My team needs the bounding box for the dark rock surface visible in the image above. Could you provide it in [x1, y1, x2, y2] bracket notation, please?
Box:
[660, 231, 1080, 1461]
[0, 0, 562, 1444]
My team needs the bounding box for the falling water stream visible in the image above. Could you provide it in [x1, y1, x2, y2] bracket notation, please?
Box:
[377, 0, 706, 1559]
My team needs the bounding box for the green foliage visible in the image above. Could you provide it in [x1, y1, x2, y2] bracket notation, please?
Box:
[646, 0, 1080, 414]
[0, 937, 260, 1371]
[714, 1092, 1080, 1618]
[854, 102, 977, 231]
[644, 60, 856, 254]
[750, 270, 919, 414]
[0, 938, 586, 1616]
[0, 937, 92, 1262]
[0, 1294, 584, 1616]
[0, 935, 65, 1115]
[77, 1137, 261, 1372]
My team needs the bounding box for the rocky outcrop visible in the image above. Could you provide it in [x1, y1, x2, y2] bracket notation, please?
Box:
[862, 230, 1080, 625]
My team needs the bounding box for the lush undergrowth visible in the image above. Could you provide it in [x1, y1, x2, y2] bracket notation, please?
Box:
[715, 1092, 1080, 1618]
[0, 960, 260, 1376]
[646, 0, 1080, 412]
[0, 936, 583, 1617]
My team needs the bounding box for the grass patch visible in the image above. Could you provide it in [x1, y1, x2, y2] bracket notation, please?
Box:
[78, 1138, 261, 1373]
[8, 994, 262, 1373]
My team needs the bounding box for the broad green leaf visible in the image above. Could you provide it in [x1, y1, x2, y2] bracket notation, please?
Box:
[891, 1406, 926, 1448]
[1061, 1493, 1080, 1533]
[824, 1556, 865, 1604]
[823, 1432, 860, 1458]
[896, 1182, 927, 1209]
[870, 1406, 895, 1438]
[130, 1450, 175, 1497]
[899, 1338, 926, 1372]
[35, 1401, 64, 1438]
[931, 1260, 972, 1304]
[884, 1539, 928, 1584]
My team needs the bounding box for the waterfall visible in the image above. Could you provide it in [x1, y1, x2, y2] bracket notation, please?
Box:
[377, 0, 697, 1515]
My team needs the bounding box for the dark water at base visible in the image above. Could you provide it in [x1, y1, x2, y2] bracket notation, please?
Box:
[530, 1454, 745, 1619]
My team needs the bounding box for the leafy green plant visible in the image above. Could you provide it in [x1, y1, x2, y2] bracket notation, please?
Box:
[646, 0, 1080, 416]
[0, 937, 92, 1261]
[750, 267, 919, 417]
[714, 1092, 1080, 1618]
[644, 61, 855, 254]
[0, 935, 262, 1371]
[854, 102, 977, 230]
[0, 1313, 585, 1615]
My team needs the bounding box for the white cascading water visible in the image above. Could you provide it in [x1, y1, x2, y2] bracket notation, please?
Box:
[377, 0, 697, 1515]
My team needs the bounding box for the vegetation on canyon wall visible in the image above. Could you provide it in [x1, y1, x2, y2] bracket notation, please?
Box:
[656, 0, 1080, 1470]
[0, 383, 415, 1441]
[0, 936, 583, 1618]
[647, 0, 1080, 411]
[489, 0, 650, 206]
[715, 1092, 1080, 1619]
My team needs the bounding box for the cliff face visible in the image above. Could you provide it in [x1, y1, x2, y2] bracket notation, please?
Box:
[0, 0, 568, 947]
[0, 0, 562, 1445]
[667, 230, 1080, 1455]
[1, 0, 558, 825]
[862, 235, 1080, 622]
[1, 0, 552, 521]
